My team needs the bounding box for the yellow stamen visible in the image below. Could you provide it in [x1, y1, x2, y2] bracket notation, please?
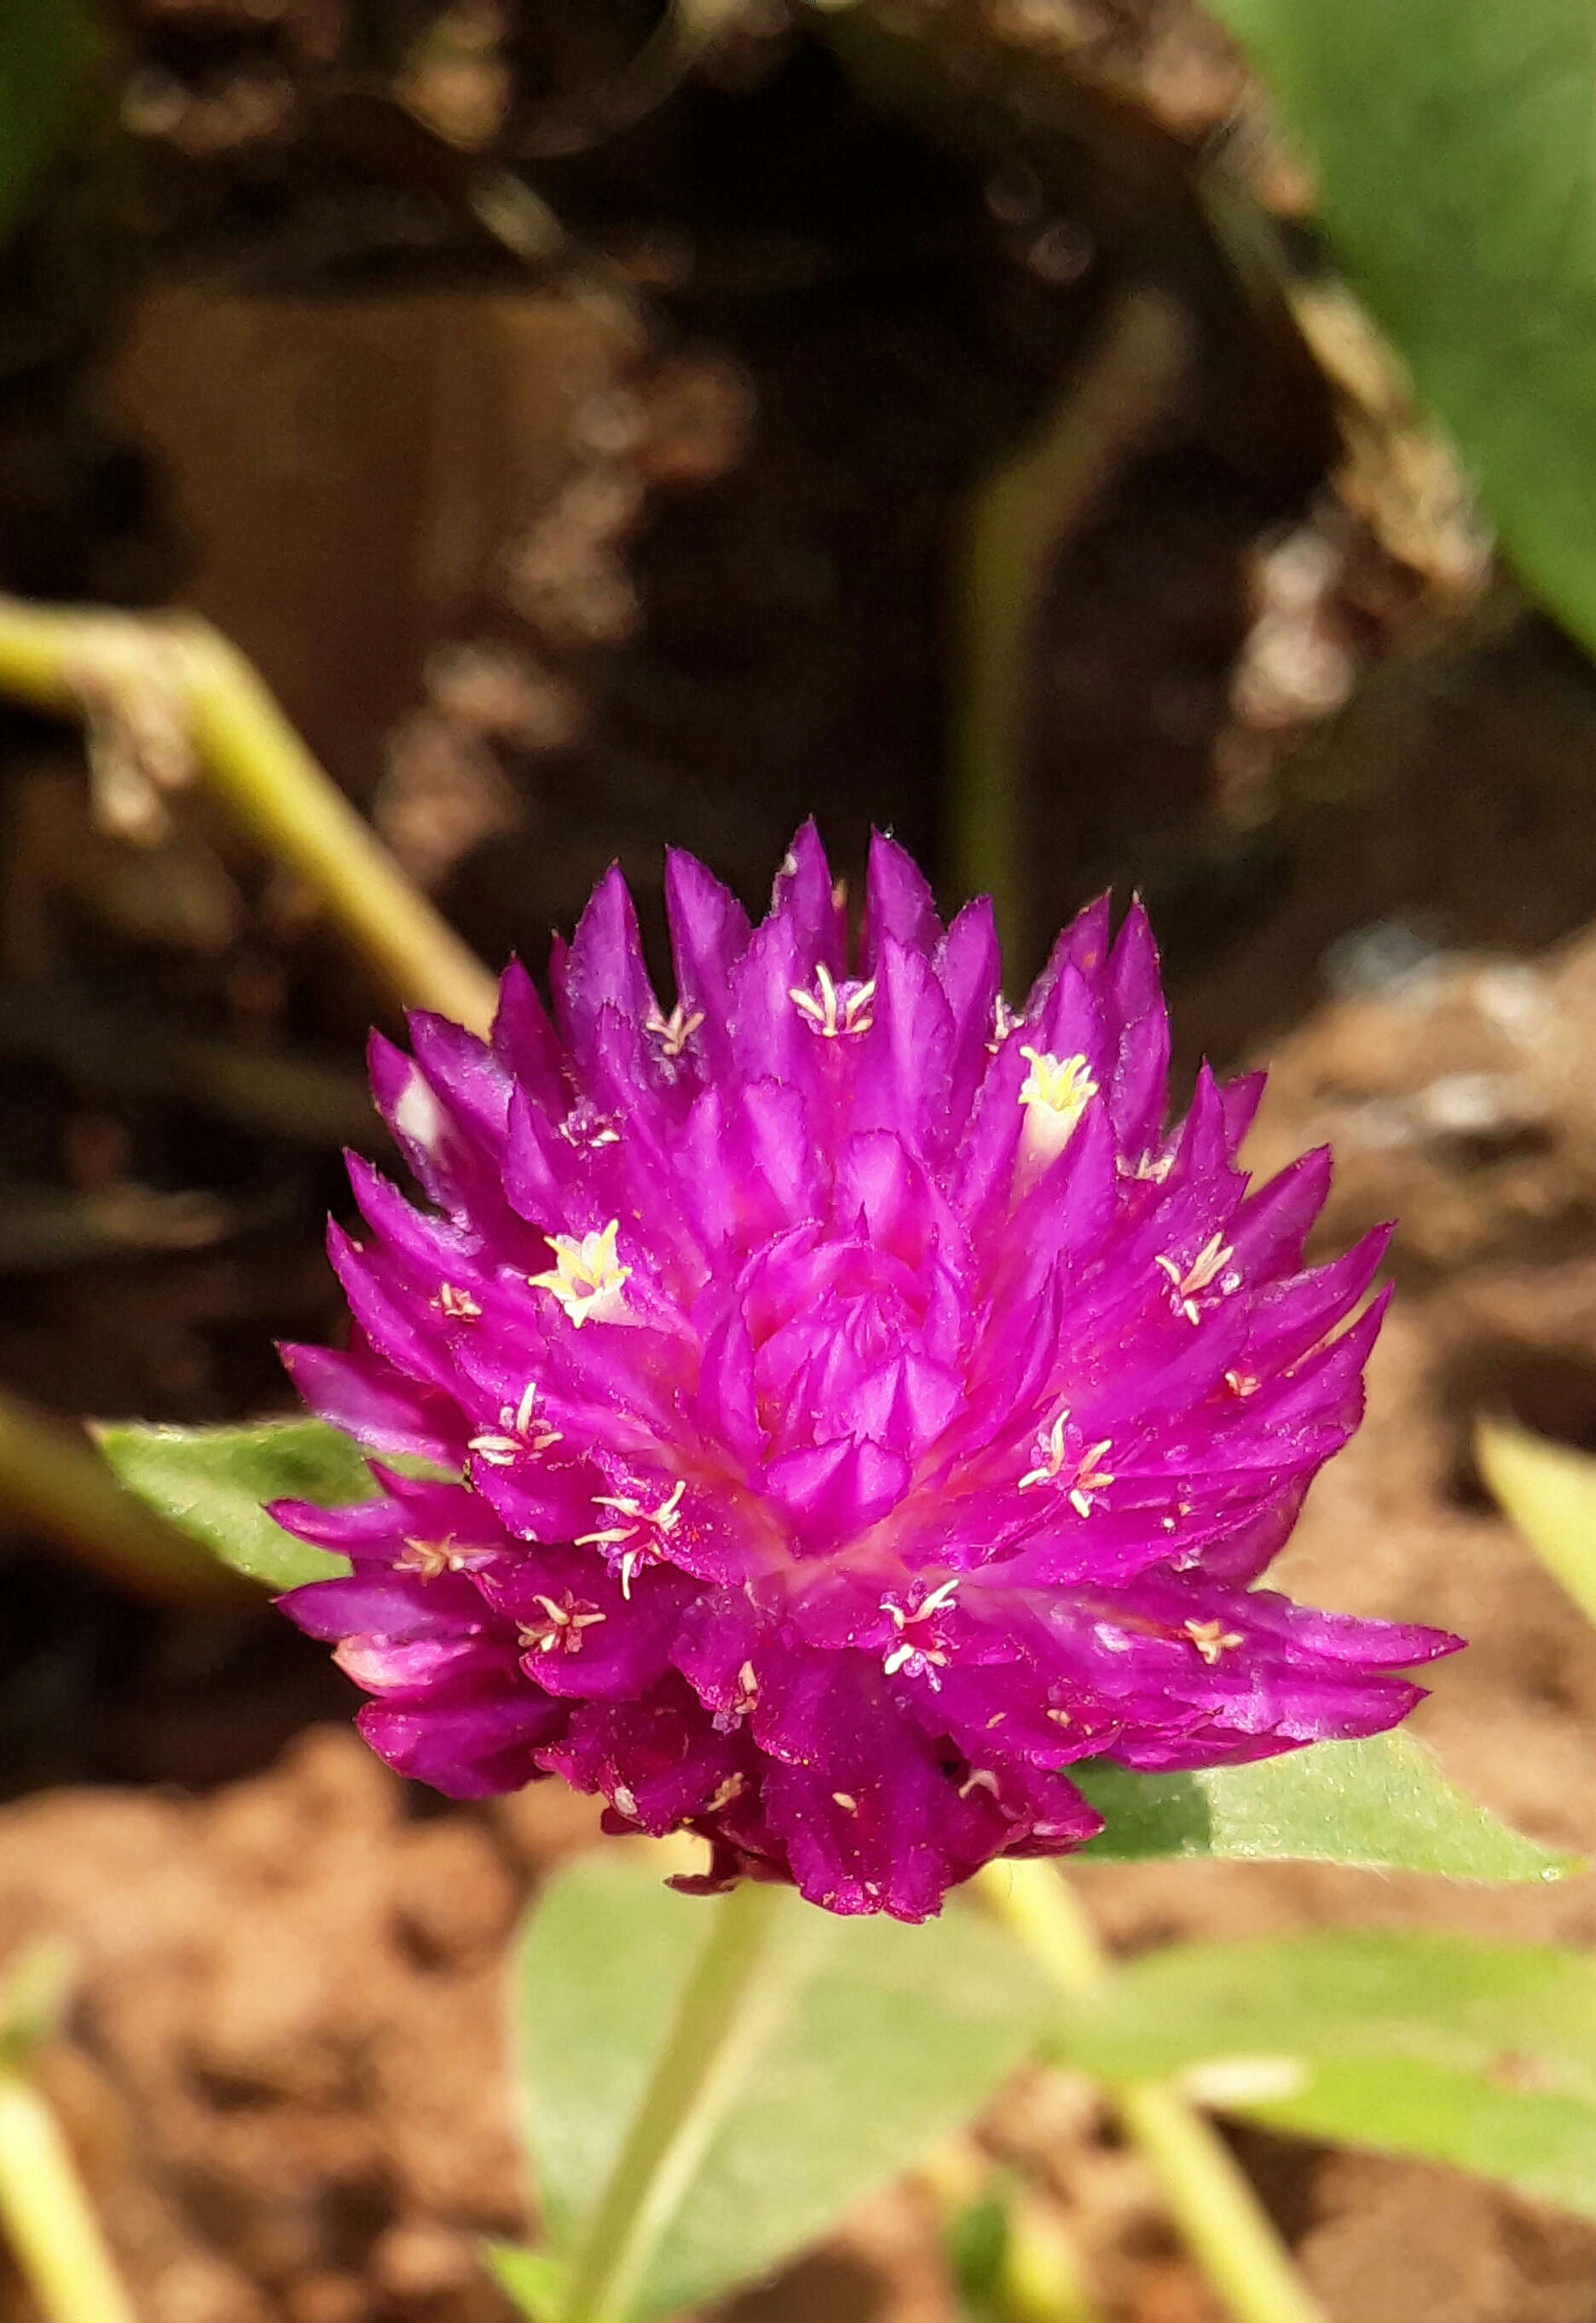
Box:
[396, 1536, 481, 1579]
[517, 1593, 606, 1656]
[1183, 1617, 1244, 1665]
[1017, 1047, 1098, 1169]
[529, 1219, 631, 1326]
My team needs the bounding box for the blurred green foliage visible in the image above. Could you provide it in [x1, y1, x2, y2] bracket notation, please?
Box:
[0, 1, 95, 248]
[1211, 0, 1596, 654]
[1477, 1414, 1596, 1631]
[1047, 1929, 1596, 2223]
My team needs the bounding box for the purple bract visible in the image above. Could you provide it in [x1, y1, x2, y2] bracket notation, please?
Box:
[275, 828, 1459, 1920]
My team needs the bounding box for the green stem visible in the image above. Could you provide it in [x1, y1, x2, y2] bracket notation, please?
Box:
[0, 1382, 241, 1605]
[559, 1877, 800, 2323]
[951, 288, 1188, 979]
[0, 594, 499, 1037]
[997, 2193, 1107, 2323]
[0, 2071, 138, 2323]
[976, 1862, 1326, 2323]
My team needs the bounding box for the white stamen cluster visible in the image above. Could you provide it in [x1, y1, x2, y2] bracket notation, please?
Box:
[789, 962, 876, 1038]
[576, 1478, 686, 1596]
[645, 1002, 704, 1058]
[1155, 1231, 1236, 1324]
[468, 1382, 563, 1467]
[1018, 1411, 1115, 1514]
[517, 1592, 607, 1657]
[880, 1577, 959, 1683]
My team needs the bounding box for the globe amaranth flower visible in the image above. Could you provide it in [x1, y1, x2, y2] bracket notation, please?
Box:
[275, 826, 1460, 1920]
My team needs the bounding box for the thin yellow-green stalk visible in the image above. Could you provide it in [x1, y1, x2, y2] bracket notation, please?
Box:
[978, 1861, 1327, 2323]
[0, 594, 498, 1035]
[0, 2072, 138, 2323]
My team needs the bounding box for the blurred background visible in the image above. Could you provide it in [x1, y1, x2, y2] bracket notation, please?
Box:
[4, 3, 1596, 2319]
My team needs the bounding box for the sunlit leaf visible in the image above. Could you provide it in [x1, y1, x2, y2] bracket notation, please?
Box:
[511, 1847, 1053, 2320]
[1076, 1728, 1573, 1880]
[1205, 0, 1596, 654]
[1477, 1414, 1596, 1631]
[0, 0, 94, 246]
[1047, 1929, 1596, 2222]
[94, 1418, 373, 1589]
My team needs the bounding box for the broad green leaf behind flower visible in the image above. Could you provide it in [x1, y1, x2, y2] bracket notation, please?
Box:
[1045, 1930, 1596, 2223]
[509, 1848, 1054, 2321]
[1206, 0, 1596, 655]
[1077, 1730, 1575, 1882]
[95, 1419, 370, 1589]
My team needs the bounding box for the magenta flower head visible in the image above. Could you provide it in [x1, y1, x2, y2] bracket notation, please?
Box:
[275, 827, 1459, 1920]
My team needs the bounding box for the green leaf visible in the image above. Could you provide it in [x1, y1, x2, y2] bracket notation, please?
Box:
[0, 0, 94, 246]
[1046, 1930, 1596, 2223]
[93, 1418, 377, 1589]
[513, 1847, 1053, 2321]
[1476, 1414, 1596, 1631]
[1203, 0, 1596, 654]
[1074, 1729, 1574, 1880]
[483, 2243, 568, 2321]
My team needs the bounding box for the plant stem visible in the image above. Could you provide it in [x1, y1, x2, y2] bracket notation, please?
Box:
[559, 1877, 801, 2323]
[951, 288, 1188, 980]
[998, 2193, 1107, 2323]
[976, 1862, 1327, 2323]
[0, 1381, 242, 1605]
[0, 2071, 138, 2323]
[0, 594, 500, 1037]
